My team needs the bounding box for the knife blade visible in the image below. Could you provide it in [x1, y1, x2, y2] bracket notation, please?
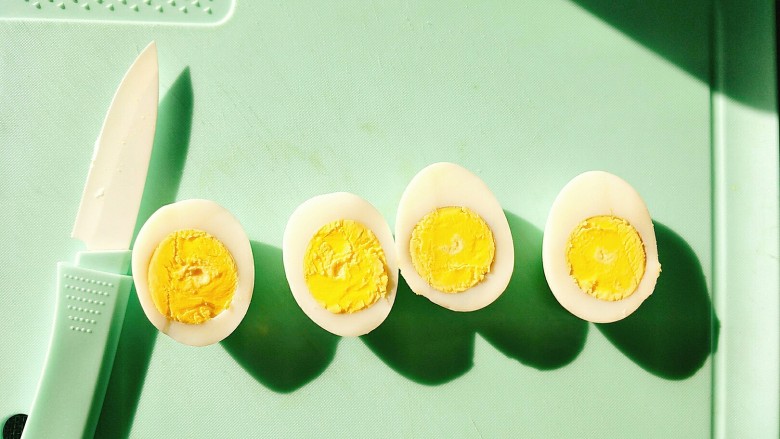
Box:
[72, 42, 159, 251]
[21, 41, 158, 439]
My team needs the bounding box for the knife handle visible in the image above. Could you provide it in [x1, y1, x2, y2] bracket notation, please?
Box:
[22, 250, 133, 439]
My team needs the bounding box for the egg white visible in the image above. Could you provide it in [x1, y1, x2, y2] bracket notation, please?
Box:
[395, 162, 514, 311]
[132, 199, 255, 346]
[282, 192, 398, 337]
[542, 171, 661, 323]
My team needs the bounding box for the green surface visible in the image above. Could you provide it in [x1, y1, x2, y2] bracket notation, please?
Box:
[0, 1, 776, 438]
[711, 0, 779, 436]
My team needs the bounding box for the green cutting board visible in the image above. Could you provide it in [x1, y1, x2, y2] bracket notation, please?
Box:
[1, 0, 777, 438]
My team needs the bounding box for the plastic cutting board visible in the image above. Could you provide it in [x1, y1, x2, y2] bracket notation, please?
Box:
[1, 0, 777, 438]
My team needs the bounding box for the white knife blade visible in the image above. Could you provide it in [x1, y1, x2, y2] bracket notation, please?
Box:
[72, 41, 159, 251]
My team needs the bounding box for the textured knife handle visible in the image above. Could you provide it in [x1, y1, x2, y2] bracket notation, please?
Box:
[22, 251, 133, 439]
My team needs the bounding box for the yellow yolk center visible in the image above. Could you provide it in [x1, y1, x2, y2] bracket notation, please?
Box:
[566, 215, 646, 301]
[303, 220, 389, 314]
[148, 229, 238, 324]
[409, 206, 496, 293]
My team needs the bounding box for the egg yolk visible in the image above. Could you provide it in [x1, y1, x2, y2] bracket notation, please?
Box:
[409, 206, 495, 293]
[566, 215, 646, 301]
[147, 229, 238, 324]
[304, 220, 389, 314]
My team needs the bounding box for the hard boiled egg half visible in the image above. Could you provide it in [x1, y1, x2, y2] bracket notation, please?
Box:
[542, 171, 661, 323]
[132, 199, 254, 346]
[395, 162, 514, 311]
[283, 192, 398, 337]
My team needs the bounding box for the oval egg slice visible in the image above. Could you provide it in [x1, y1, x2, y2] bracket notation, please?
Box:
[282, 192, 398, 337]
[132, 199, 254, 346]
[395, 162, 514, 311]
[542, 171, 661, 323]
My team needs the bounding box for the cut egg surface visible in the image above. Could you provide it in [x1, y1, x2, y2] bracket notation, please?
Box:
[282, 192, 398, 337]
[395, 162, 514, 311]
[132, 199, 254, 346]
[542, 171, 661, 323]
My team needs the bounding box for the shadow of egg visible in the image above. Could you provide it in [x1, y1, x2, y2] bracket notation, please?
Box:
[221, 241, 340, 393]
[596, 221, 718, 379]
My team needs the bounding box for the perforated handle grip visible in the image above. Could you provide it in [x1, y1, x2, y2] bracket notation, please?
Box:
[0, 0, 233, 25]
[21, 251, 132, 439]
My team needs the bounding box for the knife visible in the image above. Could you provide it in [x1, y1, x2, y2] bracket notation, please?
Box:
[21, 42, 158, 439]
